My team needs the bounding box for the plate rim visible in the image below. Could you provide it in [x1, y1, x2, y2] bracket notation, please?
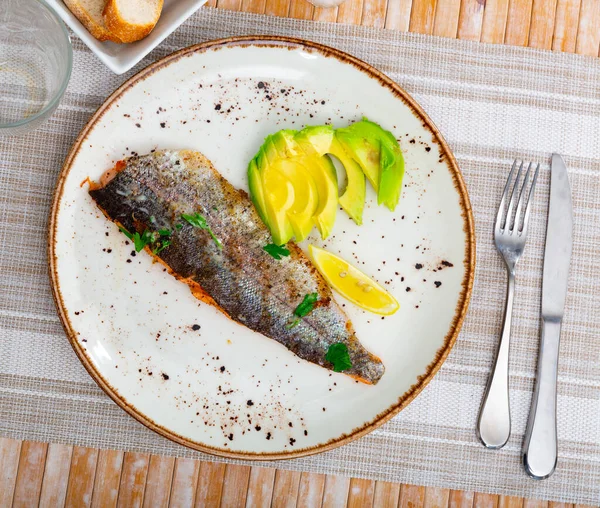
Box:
[48, 35, 476, 460]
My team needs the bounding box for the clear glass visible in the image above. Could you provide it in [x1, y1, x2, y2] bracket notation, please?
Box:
[0, 0, 72, 136]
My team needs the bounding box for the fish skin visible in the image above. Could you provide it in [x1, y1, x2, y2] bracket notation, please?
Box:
[89, 150, 385, 384]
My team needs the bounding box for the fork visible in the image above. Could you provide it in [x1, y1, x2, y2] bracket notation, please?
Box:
[477, 160, 540, 449]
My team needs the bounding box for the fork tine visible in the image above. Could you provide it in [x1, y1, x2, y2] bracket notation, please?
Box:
[521, 163, 540, 235]
[505, 160, 524, 231]
[496, 160, 519, 232]
[514, 162, 532, 234]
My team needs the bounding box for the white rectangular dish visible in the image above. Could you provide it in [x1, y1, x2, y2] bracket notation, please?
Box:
[46, 0, 208, 74]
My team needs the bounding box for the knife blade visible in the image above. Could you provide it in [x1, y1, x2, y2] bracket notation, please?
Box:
[523, 153, 573, 480]
[541, 154, 573, 319]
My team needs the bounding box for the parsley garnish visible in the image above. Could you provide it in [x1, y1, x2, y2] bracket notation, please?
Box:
[181, 213, 222, 249]
[286, 318, 301, 330]
[119, 226, 171, 255]
[175, 223, 183, 231]
[325, 343, 352, 372]
[153, 240, 171, 255]
[264, 243, 290, 260]
[287, 292, 319, 328]
[294, 292, 319, 318]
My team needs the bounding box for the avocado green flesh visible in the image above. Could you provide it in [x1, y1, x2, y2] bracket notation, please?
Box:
[335, 118, 404, 211]
[328, 139, 366, 225]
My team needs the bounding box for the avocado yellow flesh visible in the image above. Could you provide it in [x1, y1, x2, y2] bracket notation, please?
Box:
[263, 169, 295, 245]
[335, 118, 404, 211]
[248, 158, 268, 224]
[274, 159, 319, 242]
[294, 127, 339, 239]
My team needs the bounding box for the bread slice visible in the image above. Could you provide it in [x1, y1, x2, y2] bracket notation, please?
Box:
[63, 0, 122, 43]
[103, 0, 164, 44]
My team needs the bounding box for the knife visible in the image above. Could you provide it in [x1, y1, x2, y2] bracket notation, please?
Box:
[522, 153, 573, 480]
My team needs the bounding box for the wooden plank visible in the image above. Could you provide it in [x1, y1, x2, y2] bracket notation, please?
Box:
[216, 0, 243, 10]
[523, 502, 548, 508]
[195, 461, 226, 508]
[552, 0, 581, 52]
[264, 0, 292, 17]
[548, 504, 574, 508]
[39, 443, 73, 508]
[373, 481, 401, 507]
[322, 475, 350, 508]
[575, 0, 600, 55]
[499, 496, 524, 508]
[347, 478, 375, 507]
[313, 6, 339, 22]
[241, 0, 267, 13]
[297, 472, 326, 508]
[220, 464, 251, 507]
[13, 441, 49, 508]
[409, 0, 438, 34]
[246, 467, 276, 508]
[457, 0, 484, 40]
[474, 493, 500, 508]
[450, 490, 475, 508]
[425, 487, 451, 508]
[0, 438, 22, 507]
[384, 0, 414, 30]
[144, 455, 175, 508]
[432, 0, 461, 37]
[337, 0, 364, 24]
[65, 447, 99, 507]
[170, 458, 200, 507]
[92, 449, 124, 508]
[272, 469, 302, 507]
[288, 0, 315, 19]
[504, 0, 534, 45]
[400, 484, 426, 508]
[481, 0, 510, 43]
[362, 0, 388, 27]
[204, 0, 217, 7]
[117, 452, 150, 508]
[529, 0, 559, 48]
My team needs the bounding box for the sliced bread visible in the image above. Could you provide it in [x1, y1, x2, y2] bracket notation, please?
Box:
[63, 0, 123, 43]
[103, 0, 164, 44]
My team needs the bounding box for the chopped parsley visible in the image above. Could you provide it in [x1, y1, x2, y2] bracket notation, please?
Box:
[294, 292, 319, 318]
[181, 213, 222, 250]
[325, 343, 352, 372]
[175, 223, 183, 231]
[287, 293, 319, 329]
[119, 226, 171, 254]
[263, 243, 290, 260]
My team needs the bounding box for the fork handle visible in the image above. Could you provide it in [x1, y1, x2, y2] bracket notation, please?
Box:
[477, 270, 514, 449]
[522, 318, 560, 479]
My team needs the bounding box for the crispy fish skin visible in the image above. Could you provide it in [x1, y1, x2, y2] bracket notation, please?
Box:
[89, 150, 384, 384]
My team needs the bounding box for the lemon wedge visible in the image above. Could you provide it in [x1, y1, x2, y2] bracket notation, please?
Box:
[308, 245, 399, 315]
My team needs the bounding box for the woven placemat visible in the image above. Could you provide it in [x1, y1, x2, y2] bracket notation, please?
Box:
[1, 7, 599, 504]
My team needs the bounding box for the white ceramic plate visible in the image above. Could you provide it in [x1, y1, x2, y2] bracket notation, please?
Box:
[50, 37, 475, 459]
[46, 0, 207, 74]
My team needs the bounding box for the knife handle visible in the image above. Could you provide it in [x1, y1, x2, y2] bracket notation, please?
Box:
[522, 318, 561, 480]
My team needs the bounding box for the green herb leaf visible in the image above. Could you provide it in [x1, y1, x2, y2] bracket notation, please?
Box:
[263, 243, 290, 260]
[153, 239, 171, 255]
[325, 343, 352, 372]
[293, 292, 319, 318]
[158, 229, 171, 237]
[132, 229, 154, 252]
[181, 213, 222, 250]
[175, 223, 183, 230]
[285, 318, 301, 330]
[119, 226, 133, 240]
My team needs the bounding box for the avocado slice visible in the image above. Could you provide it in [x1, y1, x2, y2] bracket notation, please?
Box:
[296, 126, 365, 225]
[294, 127, 338, 239]
[247, 157, 268, 224]
[335, 118, 404, 211]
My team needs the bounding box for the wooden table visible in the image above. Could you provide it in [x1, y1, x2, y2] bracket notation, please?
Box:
[1, 1, 597, 506]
